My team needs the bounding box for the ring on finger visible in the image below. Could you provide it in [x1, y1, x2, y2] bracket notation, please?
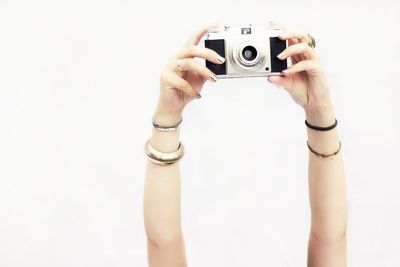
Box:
[307, 34, 316, 48]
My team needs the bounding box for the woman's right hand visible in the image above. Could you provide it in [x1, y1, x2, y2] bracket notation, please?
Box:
[153, 24, 225, 125]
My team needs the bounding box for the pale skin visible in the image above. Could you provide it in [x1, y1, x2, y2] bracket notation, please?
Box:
[144, 22, 347, 267]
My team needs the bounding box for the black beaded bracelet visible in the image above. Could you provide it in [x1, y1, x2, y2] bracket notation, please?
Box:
[305, 118, 338, 131]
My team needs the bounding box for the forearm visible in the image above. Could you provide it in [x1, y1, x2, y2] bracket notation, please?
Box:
[306, 106, 347, 241]
[143, 24, 221, 266]
[143, 109, 184, 246]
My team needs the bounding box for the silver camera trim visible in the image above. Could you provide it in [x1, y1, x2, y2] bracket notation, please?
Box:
[205, 25, 285, 79]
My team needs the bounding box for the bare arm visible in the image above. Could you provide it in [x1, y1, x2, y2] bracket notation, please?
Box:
[144, 113, 187, 267]
[143, 24, 223, 267]
[306, 108, 347, 267]
[268, 22, 347, 267]
[144, 22, 347, 266]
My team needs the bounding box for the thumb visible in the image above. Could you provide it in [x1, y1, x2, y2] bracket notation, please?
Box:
[267, 75, 293, 90]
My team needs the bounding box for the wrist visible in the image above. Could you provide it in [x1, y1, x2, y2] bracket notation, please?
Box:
[153, 105, 183, 127]
[305, 104, 336, 127]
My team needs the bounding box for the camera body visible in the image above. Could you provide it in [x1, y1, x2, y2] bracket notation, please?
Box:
[204, 25, 288, 78]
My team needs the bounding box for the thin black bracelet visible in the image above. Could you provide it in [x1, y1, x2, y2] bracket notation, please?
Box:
[307, 141, 341, 159]
[305, 118, 338, 131]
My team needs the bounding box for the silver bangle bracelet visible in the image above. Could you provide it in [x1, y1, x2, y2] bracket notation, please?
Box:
[152, 118, 183, 132]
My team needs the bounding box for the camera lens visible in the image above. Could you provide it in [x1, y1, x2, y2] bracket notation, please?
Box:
[233, 43, 263, 68]
[242, 46, 257, 61]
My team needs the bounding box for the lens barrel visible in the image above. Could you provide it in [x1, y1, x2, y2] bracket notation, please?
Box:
[235, 44, 261, 67]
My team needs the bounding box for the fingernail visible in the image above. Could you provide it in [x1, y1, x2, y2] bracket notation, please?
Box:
[277, 53, 284, 59]
[177, 61, 183, 71]
[217, 56, 225, 64]
[210, 74, 218, 82]
[196, 93, 202, 99]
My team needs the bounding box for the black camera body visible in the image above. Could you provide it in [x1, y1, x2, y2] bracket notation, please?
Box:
[205, 25, 287, 78]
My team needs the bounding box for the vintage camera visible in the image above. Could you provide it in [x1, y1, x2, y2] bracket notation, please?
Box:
[204, 25, 288, 78]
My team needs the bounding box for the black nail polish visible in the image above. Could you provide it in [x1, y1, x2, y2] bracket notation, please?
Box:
[196, 93, 201, 99]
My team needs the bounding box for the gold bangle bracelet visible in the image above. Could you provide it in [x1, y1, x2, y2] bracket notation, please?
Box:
[144, 139, 184, 165]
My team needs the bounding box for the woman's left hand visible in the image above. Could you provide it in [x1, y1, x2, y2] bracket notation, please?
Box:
[267, 22, 335, 126]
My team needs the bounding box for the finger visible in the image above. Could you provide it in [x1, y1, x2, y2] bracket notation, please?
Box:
[269, 21, 298, 47]
[185, 23, 220, 47]
[281, 60, 321, 75]
[267, 75, 293, 90]
[160, 71, 197, 97]
[277, 43, 316, 60]
[287, 37, 299, 49]
[177, 58, 218, 82]
[278, 31, 309, 43]
[177, 46, 225, 64]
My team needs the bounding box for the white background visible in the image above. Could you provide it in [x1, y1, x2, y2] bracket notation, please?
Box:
[1, 0, 400, 266]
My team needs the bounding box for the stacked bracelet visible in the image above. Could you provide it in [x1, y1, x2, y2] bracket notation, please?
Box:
[305, 118, 341, 159]
[307, 141, 341, 159]
[305, 118, 338, 131]
[147, 116, 184, 165]
[152, 118, 183, 132]
[144, 139, 184, 165]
